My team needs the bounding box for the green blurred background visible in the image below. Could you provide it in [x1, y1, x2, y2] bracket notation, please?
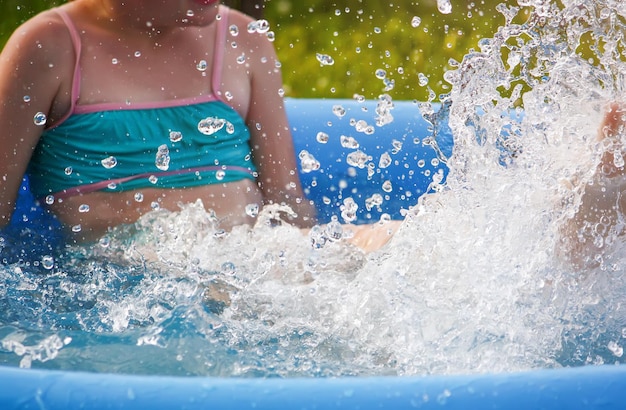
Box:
[0, 0, 506, 101]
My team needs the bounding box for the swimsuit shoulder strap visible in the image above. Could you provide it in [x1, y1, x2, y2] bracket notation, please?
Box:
[211, 5, 229, 100]
[51, 7, 82, 128]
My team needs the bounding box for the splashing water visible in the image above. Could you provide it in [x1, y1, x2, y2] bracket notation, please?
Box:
[3, 0, 626, 377]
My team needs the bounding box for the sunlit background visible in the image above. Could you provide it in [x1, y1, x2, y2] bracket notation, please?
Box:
[0, 0, 504, 101]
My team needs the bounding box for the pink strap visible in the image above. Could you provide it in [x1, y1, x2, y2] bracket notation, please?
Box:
[50, 8, 82, 129]
[212, 5, 229, 100]
[44, 165, 256, 201]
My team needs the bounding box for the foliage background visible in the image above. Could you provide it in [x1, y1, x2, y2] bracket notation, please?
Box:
[0, 0, 507, 101]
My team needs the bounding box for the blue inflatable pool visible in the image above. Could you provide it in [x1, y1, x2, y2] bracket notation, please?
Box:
[1, 98, 625, 409]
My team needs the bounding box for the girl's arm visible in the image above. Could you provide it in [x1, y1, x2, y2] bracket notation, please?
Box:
[0, 11, 72, 226]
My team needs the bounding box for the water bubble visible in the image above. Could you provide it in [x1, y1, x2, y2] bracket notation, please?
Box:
[71, 224, 82, 233]
[134, 192, 144, 202]
[78, 204, 90, 213]
[375, 69, 387, 79]
[134, 51, 141, 58]
[23, 95, 31, 103]
[41, 255, 54, 270]
[299, 150, 321, 173]
[224, 91, 233, 101]
[151, 202, 160, 210]
[437, 0, 452, 14]
[316, 53, 335, 66]
[196, 60, 208, 72]
[186, 9, 194, 17]
[379, 152, 392, 168]
[107, 182, 117, 190]
[236, 54, 246, 64]
[45, 195, 54, 205]
[64, 166, 73, 175]
[316, 131, 329, 144]
[101, 156, 118, 169]
[111, 58, 118, 65]
[266, 31, 275, 42]
[169, 131, 183, 142]
[149, 175, 158, 184]
[198, 117, 226, 135]
[215, 170, 226, 180]
[411, 16, 422, 27]
[229, 24, 239, 36]
[33, 112, 47, 126]
[245, 203, 259, 217]
[353, 94, 365, 103]
[341, 135, 360, 149]
[155, 144, 170, 171]
[332, 105, 346, 118]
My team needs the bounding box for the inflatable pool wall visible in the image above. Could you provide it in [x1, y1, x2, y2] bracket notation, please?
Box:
[2, 98, 626, 409]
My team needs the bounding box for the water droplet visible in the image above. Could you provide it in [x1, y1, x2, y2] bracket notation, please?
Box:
[374, 27, 381, 34]
[169, 131, 183, 142]
[255, 19, 270, 33]
[71, 224, 82, 232]
[365, 193, 384, 211]
[224, 91, 233, 101]
[379, 152, 392, 168]
[134, 51, 141, 57]
[155, 144, 170, 171]
[225, 122, 235, 134]
[608, 341, 624, 357]
[101, 156, 118, 169]
[107, 182, 117, 190]
[149, 175, 158, 184]
[299, 150, 320, 173]
[215, 170, 226, 180]
[341, 135, 360, 149]
[78, 204, 90, 213]
[134, 192, 144, 202]
[198, 117, 226, 135]
[266, 31, 275, 42]
[375, 69, 386, 79]
[23, 95, 31, 103]
[41, 255, 54, 270]
[229, 24, 239, 36]
[437, 0, 452, 14]
[33, 112, 47, 126]
[332, 105, 346, 118]
[316, 53, 335, 66]
[64, 166, 73, 175]
[340, 197, 358, 223]
[316, 132, 329, 144]
[150, 201, 160, 210]
[346, 150, 370, 168]
[111, 58, 119, 65]
[382, 180, 393, 192]
[236, 54, 246, 64]
[418, 72, 429, 86]
[186, 9, 194, 17]
[196, 59, 208, 71]
[245, 203, 259, 217]
[45, 195, 55, 205]
[411, 16, 422, 27]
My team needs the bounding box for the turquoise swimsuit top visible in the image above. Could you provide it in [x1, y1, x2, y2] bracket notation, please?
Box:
[27, 6, 257, 200]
